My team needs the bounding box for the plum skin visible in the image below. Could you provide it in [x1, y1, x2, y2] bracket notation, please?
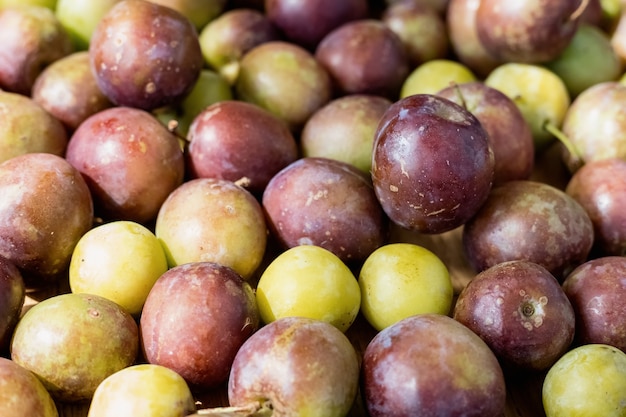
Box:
[371, 94, 494, 234]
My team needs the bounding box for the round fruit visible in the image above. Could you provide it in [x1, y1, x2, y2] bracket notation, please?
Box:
[87, 364, 196, 417]
[400, 59, 477, 97]
[11, 293, 138, 402]
[358, 243, 453, 331]
[542, 344, 626, 417]
[69, 220, 168, 316]
[371, 93, 494, 234]
[0, 357, 58, 417]
[256, 245, 361, 333]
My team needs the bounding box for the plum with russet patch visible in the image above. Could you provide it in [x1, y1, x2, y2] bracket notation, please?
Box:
[463, 180, 594, 281]
[454, 260, 575, 372]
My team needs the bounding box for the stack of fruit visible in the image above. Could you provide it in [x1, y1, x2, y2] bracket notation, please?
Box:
[0, 0, 625, 416]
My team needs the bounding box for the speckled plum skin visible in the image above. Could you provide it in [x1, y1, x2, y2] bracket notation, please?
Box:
[65, 106, 184, 225]
[454, 260, 575, 371]
[228, 317, 360, 417]
[187, 100, 298, 196]
[371, 94, 494, 234]
[140, 262, 259, 391]
[562, 256, 626, 351]
[437, 81, 534, 186]
[463, 180, 594, 281]
[0, 153, 93, 287]
[565, 158, 626, 256]
[89, 0, 203, 110]
[475, 0, 582, 63]
[362, 314, 506, 417]
[262, 157, 388, 264]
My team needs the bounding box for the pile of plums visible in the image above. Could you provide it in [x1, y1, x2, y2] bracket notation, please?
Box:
[0, 1, 625, 417]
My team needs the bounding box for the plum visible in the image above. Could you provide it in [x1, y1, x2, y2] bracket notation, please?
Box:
[454, 260, 576, 371]
[186, 100, 298, 196]
[0, 91, 68, 164]
[227, 316, 360, 417]
[32, 51, 113, 132]
[262, 157, 388, 264]
[198, 8, 282, 84]
[155, 178, 267, 279]
[362, 314, 506, 417]
[315, 19, 410, 100]
[566, 157, 626, 256]
[0, 153, 93, 287]
[0, 256, 24, 354]
[371, 93, 494, 234]
[65, 106, 185, 225]
[235, 41, 332, 133]
[265, 0, 368, 50]
[11, 293, 138, 402]
[89, 0, 203, 110]
[463, 180, 594, 280]
[0, 5, 73, 95]
[300, 94, 392, 175]
[140, 262, 259, 391]
[562, 256, 626, 351]
[0, 357, 58, 417]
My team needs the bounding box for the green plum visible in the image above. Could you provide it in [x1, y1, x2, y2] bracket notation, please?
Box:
[545, 24, 622, 97]
[10, 293, 138, 402]
[485, 62, 571, 150]
[400, 59, 477, 97]
[55, 0, 120, 50]
[88, 364, 196, 417]
[69, 220, 169, 317]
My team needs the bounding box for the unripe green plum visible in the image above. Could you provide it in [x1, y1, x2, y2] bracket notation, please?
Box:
[88, 364, 196, 417]
[11, 293, 138, 402]
[400, 59, 477, 97]
[359, 243, 453, 331]
[256, 245, 361, 332]
[55, 0, 120, 50]
[69, 220, 169, 316]
[485, 63, 571, 150]
[542, 344, 626, 417]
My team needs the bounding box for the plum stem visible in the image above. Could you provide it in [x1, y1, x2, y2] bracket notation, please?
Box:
[570, 0, 590, 22]
[451, 83, 468, 110]
[543, 121, 581, 161]
[167, 119, 190, 145]
[192, 400, 273, 416]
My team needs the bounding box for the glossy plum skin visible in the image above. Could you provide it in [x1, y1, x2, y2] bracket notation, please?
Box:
[362, 314, 506, 417]
[463, 180, 594, 281]
[140, 262, 259, 391]
[566, 158, 626, 256]
[265, 0, 368, 50]
[315, 19, 410, 100]
[228, 316, 360, 417]
[65, 106, 185, 225]
[562, 256, 626, 351]
[436, 81, 534, 186]
[454, 260, 576, 371]
[186, 100, 298, 196]
[371, 94, 494, 234]
[89, 0, 203, 110]
[0, 153, 94, 287]
[262, 157, 388, 264]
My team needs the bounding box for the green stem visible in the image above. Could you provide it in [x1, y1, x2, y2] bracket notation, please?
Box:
[543, 121, 582, 161]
